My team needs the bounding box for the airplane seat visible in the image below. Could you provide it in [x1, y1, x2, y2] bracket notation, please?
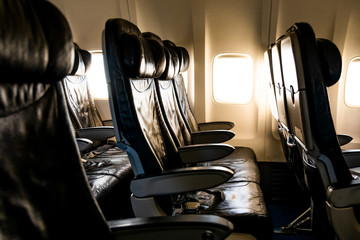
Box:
[163, 40, 235, 132]
[63, 43, 115, 151]
[0, 1, 234, 239]
[103, 18, 273, 239]
[279, 22, 360, 239]
[142, 31, 262, 185]
[142, 32, 235, 144]
[63, 42, 135, 220]
[266, 45, 308, 194]
[265, 43, 312, 233]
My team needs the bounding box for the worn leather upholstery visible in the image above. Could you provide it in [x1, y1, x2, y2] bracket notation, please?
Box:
[0, 0, 113, 238]
[64, 44, 104, 130]
[62, 43, 134, 220]
[104, 18, 183, 176]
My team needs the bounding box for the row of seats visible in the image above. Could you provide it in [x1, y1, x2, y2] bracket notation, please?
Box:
[266, 22, 360, 239]
[102, 18, 273, 239]
[0, 0, 235, 239]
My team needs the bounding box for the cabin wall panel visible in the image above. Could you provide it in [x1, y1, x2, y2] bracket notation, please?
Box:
[336, 0, 360, 147]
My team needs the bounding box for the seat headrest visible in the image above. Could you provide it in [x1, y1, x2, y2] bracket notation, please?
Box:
[163, 40, 190, 73]
[141, 32, 166, 78]
[69, 43, 92, 76]
[316, 38, 342, 87]
[160, 46, 180, 80]
[104, 19, 158, 79]
[0, 0, 74, 83]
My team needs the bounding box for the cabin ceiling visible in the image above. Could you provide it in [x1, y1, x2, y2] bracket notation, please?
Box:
[49, 0, 346, 51]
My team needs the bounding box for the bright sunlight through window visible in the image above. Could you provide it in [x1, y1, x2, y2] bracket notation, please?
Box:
[213, 54, 253, 104]
[345, 57, 360, 107]
[87, 51, 109, 99]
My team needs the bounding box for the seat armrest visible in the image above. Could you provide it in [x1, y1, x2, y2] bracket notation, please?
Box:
[198, 121, 235, 131]
[327, 179, 360, 208]
[102, 119, 113, 126]
[76, 126, 115, 141]
[337, 134, 353, 146]
[191, 130, 235, 144]
[130, 166, 234, 198]
[76, 138, 93, 153]
[178, 144, 235, 164]
[342, 149, 360, 168]
[108, 215, 233, 240]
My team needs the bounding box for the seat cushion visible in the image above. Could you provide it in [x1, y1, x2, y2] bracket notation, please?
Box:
[201, 181, 273, 239]
[211, 147, 260, 184]
[84, 147, 134, 219]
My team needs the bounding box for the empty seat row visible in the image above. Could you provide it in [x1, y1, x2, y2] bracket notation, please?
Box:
[0, 1, 234, 239]
[103, 18, 273, 239]
[266, 22, 360, 239]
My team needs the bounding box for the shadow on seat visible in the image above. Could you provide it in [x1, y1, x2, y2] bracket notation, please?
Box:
[0, 1, 233, 239]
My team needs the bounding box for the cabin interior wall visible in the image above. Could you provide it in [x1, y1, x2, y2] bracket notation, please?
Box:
[335, 0, 360, 148]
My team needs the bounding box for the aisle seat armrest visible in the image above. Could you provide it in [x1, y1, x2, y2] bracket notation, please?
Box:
[130, 166, 234, 198]
[108, 215, 233, 240]
[342, 149, 360, 168]
[191, 130, 235, 144]
[198, 121, 235, 131]
[102, 119, 113, 126]
[327, 179, 360, 208]
[178, 144, 235, 164]
[76, 126, 115, 141]
[76, 138, 93, 153]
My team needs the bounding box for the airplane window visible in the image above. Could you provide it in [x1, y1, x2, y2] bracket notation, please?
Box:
[213, 53, 253, 104]
[87, 51, 109, 99]
[345, 57, 360, 107]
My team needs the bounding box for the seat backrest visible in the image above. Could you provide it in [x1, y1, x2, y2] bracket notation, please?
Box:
[264, 47, 279, 122]
[164, 41, 200, 132]
[103, 18, 182, 177]
[0, 0, 112, 239]
[142, 32, 193, 148]
[266, 41, 309, 193]
[271, 42, 292, 133]
[280, 22, 353, 187]
[63, 44, 104, 129]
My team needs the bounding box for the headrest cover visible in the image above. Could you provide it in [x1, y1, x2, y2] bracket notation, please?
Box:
[105, 19, 156, 79]
[0, 0, 74, 83]
[316, 38, 342, 87]
[163, 40, 190, 73]
[142, 32, 166, 78]
[69, 43, 92, 76]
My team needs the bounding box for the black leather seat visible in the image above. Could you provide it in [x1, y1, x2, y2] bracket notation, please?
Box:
[64, 43, 115, 151]
[141, 32, 261, 186]
[63, 43, 135, 220]
[278, 22, 360, 239]
[0, 1, 234, 239]
[163, 40, 235, 132]
[103, 18, 273, 239]
[142, 32, 235, 145]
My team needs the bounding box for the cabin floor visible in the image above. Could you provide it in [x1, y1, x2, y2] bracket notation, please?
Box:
[259, 162, 315, 240]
